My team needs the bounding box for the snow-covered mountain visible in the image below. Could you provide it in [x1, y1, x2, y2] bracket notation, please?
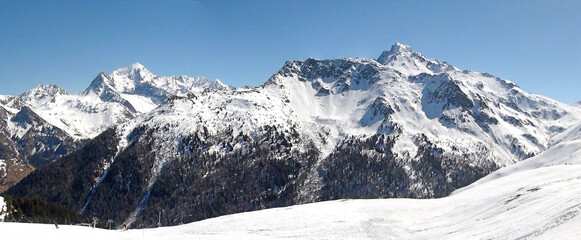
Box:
[81, 63, 230, 113]
[6, 43, 580, 228]
[265, 43, 578, 163]
[0, 64, 229, 192]
[22, 63, 230, 139]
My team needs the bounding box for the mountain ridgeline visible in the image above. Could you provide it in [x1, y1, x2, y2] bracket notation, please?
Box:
[5, 43, 581, 228]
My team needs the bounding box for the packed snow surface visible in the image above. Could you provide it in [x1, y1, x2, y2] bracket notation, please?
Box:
[2, 136, 581, 239]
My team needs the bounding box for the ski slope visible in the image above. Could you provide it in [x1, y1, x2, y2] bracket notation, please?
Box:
[2, 135, 581, 239]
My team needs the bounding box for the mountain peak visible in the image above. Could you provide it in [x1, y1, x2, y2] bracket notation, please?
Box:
[19, 84, 69, 101]
[130, 62, 145, 69]
[100, 63, 156, 94]
[376, 43, 458, 75]
[391, 42, 413, 53]
[112, 62, 154, 78]
[29, 84, 67, 92]
[209, 79, 230, 90]
[377, 42, 417, 64]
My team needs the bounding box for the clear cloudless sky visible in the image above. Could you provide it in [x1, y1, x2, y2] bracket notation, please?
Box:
[0, 0, 580, 103]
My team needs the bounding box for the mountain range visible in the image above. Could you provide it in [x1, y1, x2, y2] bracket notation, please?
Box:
[0, 64, 228, 192]
[3, 43, 581, 228]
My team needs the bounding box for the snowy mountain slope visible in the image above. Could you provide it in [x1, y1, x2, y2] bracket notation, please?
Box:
[7, 43, 581, 228]
[266, 43, 580, 163]
[0, 65, 229, 192]
[453, 121, 581, 195]
[19, 64, 230, 139]
[18, 84, 135, 139]
[2, 147, 581, 239]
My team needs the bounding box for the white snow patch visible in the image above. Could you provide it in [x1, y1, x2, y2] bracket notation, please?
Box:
[119, 94, 158, 113]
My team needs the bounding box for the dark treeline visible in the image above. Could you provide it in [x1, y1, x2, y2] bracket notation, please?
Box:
[1, 195, 85, 224]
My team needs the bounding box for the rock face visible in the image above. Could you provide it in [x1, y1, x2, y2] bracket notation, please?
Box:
[5, 43, 581, 228]
[0, 65, 229, 192]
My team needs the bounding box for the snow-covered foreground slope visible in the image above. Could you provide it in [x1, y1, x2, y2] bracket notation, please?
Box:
[3, 136, 581, 239]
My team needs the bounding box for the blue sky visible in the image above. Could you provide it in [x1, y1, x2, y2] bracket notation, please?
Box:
[1, 0, 579, 103]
